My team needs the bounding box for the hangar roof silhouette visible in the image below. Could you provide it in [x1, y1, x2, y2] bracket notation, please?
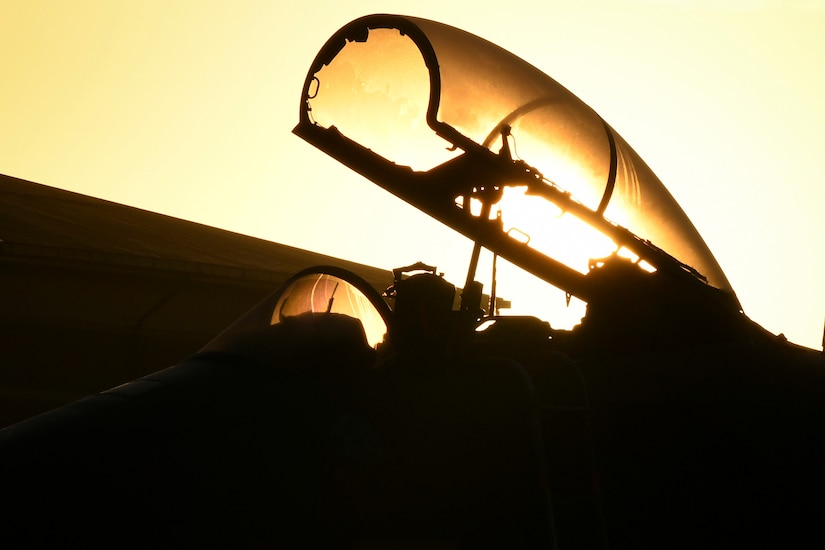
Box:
[0, 173, 391, 427]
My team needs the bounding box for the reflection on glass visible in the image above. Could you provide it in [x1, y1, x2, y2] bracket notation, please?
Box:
[489, 102, 610, 212]
[271, 273, 388, 348]
[309, 28, 458, 171]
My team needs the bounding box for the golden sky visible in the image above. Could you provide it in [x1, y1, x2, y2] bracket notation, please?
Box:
[2, 0, 824, 349]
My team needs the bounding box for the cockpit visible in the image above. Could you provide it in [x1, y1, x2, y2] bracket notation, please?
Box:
[208, 14, 744, 364]
[192, 15, 825, 548]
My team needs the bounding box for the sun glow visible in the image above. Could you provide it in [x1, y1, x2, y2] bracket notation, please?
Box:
[2, 2, 822, 349]
[309, 28, 458, 171]
[473, 251, 589, 330]
[271, 273, 389, 348]
[495, 186, 618, 274]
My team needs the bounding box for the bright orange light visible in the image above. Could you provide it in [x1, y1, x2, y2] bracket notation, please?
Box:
[271, 274, 388, 348]
[310, 28, 458, 171]
[613, 247, 656, 273]
[495, 186, 618, 274]
[475, 253, 588, 330]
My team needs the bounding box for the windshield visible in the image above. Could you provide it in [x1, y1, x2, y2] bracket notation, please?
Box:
[271, 271, 389, 347]
[203, 266, 391, 354]
[295, 14, 734, 298]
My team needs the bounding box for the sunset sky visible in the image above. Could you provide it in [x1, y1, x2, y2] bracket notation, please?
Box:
[2, 0, 823, 349]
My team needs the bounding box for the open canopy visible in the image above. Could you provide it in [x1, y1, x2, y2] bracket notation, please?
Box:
[294, 14, 735, 305]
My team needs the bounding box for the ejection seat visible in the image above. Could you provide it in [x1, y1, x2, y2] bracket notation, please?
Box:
[473, 317, 608, 549]
[343, 268, 555, 547]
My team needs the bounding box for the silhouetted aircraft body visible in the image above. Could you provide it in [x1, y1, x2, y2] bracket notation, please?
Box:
[3, 14, 824, 549]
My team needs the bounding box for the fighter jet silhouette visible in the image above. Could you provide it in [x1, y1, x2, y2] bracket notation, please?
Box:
[3, 14, 823, 549]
